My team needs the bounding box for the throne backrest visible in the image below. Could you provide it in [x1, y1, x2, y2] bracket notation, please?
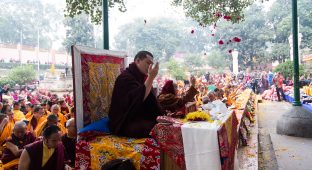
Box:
[72, 45, 127, 131]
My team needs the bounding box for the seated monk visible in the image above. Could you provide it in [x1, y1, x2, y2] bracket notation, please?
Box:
[18, 125, 68, 170]
[34, 114, 67, 137]
[50, 104, 67, 126]
[1, 121, 36, 170]
[0, 109, 15, 146]
[26, 106, 46, 133]
[109, 51, 162, 138]
[61, 118, 76, 167]
[12, 101, 25, 121]
[157, 76, 198, 116]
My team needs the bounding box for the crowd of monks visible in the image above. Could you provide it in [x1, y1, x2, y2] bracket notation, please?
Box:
[0, 95, 76, 170]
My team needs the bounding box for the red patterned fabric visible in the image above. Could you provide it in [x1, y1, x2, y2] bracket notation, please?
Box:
[80, 54, 125, 127]
[141, 138, 161, 170]
[75, 140, 91, 170]
[74, 136, 160, 170]
[150, 123, 186, 170]
[217, 111, 239, 170]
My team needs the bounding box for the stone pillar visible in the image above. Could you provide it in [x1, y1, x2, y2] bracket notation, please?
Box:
[232, 50, 239, 75]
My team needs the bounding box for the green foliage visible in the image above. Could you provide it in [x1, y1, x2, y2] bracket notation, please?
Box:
[274, 60, 305, 78]
[65, 0, 257, 26]
[271, 43, 290, 62]
[114, 18, 183, 61]
[183, 54, 204, 74]
[166, 59, 186, 80]
[172, 0, 254, 26]
[114, 18, 212, 61]
[0, 65, 36, 87]
[206, 49, 228, 69]
[63, 14, 95, 52]
[65, 0, 126, 25]
[0, 0, 62, 49]
[0, 62, 66, 70]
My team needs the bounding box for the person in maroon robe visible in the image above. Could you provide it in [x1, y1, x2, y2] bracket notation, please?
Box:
[158, 77, 198, 116]
[61, 118, 76, 167]
[109, 51, 162, 138]
[18, 125, 67, 170]
[1, 121, 36, 169]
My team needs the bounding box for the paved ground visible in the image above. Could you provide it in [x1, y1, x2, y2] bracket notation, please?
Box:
[258, 100, 312, 170]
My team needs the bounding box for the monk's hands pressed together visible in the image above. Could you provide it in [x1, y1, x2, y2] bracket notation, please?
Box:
[148, 62, 159, 79]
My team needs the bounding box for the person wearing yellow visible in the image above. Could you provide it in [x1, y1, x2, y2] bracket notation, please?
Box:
[34, 114, 66, 137]
[27, 106, 46, 134]
[41, 102, 51, 116]
[18, 125, 68, 170]
[50, 104, 67, 126]
[25, 103, 34, 119]
[1, 121, 36, 170]
[0, 109, 15, 146]
[12, 101, 25, 121]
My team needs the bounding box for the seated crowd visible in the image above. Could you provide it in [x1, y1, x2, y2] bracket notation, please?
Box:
[0, 93, 76, 170]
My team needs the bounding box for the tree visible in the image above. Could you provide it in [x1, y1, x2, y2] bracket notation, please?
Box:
[270, 43, 290, 63]
[65, 0, 126, 24]
[172, 0, 254, 26]
[183, 54, 205, 74]
[205, 49, 229, 70]
[63, 14, 95, 52]
[0, 65, 36, 86]
[274, 60, 305, 78]
[0, 0, 62, 49]
[114, 18, 184, 61]
[166, 59, 186, 80]
[210, 4, 272, 70]
[65, 0, 257, 25]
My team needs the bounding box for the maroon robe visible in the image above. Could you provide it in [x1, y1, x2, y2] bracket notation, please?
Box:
[25, 140, 65, 170]
[61, 134, 76, 167]
[108, 63, 162, 138]
[1, 132, 36, 164]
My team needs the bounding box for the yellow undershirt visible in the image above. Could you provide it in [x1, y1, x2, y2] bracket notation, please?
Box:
[42, 142, 55, 167]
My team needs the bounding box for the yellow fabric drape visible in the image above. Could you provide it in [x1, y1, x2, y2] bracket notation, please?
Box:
[0, 121, 14, 145]
[34, 120, 67, 137]
[42, 142, 55, 167]
[2, 158, 19, 170]
[27, 116, 46, 133]
[25, 111, 33, 120]
[13, 110, 25, 121]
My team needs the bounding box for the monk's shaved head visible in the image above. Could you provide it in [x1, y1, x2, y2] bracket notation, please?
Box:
[13, 121, 27, 139]
[14, 121, 27, 129]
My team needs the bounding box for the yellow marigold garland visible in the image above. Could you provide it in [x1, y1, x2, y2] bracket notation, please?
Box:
[185, 111, 213, 122]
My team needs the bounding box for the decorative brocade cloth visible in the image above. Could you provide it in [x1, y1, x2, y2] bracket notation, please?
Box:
[74, 134, 160, 170]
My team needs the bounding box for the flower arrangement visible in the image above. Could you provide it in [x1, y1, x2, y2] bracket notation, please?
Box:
[185, 111, 213, 122]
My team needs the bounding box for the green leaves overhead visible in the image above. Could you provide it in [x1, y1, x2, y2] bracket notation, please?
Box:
[171, 0, 255, 26]
[64, 0, 126, 25]
[65, 0, 259, 25]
